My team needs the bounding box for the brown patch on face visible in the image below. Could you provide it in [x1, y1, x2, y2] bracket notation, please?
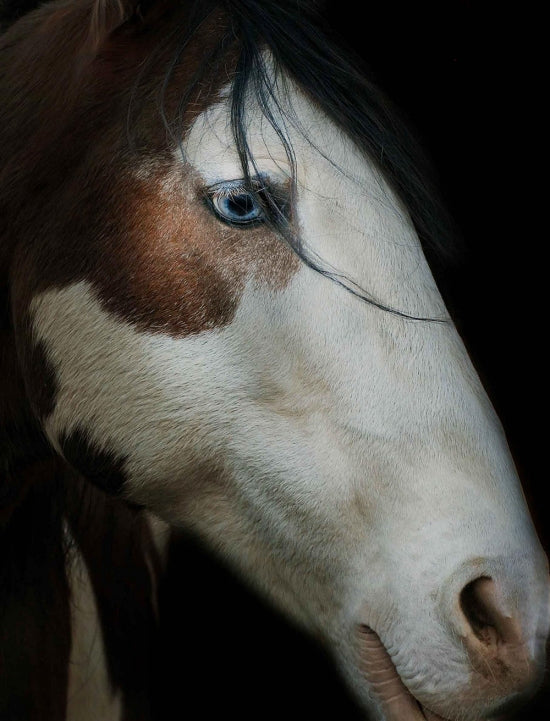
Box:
[86, 167, 299, 336]
[4, 0, 300, 341]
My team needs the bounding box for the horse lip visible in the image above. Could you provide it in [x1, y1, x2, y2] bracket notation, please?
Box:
[420, 705, 449, 721]
[356, 624, 450, 721]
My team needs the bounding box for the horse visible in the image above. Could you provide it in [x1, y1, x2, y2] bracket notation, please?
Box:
[1, 1, 548, 719]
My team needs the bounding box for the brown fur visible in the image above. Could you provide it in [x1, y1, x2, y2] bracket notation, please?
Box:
[3, 0, 298, 337]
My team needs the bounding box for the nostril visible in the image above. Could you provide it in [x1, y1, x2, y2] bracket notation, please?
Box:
[459, 576, 522, 648]
[458, 576, 543, 698]
[460, 576, 495, 644]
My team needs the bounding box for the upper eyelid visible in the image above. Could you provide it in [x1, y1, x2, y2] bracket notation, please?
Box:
[208, 179, 247, 196]
[206, 175, 269, 196]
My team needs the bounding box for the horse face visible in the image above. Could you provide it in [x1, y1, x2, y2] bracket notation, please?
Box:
[7, 7, 548, 720]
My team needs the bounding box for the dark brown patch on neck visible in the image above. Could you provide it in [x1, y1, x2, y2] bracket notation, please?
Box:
[0, 451, 164, 720]
[60, 427, 129, 495]
[0, 305, 66, 715]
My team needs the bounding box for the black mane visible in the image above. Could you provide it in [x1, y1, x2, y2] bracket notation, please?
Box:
[159, 0, 460, 319]
[0, 0, 40, 28]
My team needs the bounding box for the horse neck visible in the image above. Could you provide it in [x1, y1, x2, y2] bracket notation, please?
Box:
[1, 454, 165, 721]
[0, 427, 71, 721]
[0, 326, 165, 720]
[0, 304, 70, 717]
[64, 478, 166, 721]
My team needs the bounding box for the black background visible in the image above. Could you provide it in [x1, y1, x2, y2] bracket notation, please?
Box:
[161, 2, 549, 718]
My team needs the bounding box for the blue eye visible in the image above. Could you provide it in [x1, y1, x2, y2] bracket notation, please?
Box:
[209, 183, 265, 226]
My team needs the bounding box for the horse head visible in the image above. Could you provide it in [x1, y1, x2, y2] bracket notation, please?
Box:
[1, 2, 548, 719]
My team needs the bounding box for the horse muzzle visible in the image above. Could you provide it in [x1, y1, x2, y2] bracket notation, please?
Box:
[353, 568, 550, 721]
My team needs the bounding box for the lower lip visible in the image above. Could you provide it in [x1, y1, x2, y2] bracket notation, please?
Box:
[356, 625, 448, 721]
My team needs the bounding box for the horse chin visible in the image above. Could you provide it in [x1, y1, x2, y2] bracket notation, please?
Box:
[355, 625, 453, 721]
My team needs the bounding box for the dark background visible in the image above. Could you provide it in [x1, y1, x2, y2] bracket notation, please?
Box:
[160, 2, 549, 720]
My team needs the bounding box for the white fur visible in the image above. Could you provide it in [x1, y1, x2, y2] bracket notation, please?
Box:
[30, 73, 549, 719]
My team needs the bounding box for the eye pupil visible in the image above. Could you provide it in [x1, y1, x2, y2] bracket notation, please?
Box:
[227, 194, 255, 217]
